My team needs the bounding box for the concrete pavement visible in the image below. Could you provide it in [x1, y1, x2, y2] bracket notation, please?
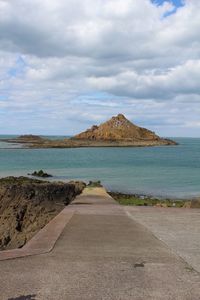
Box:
[0, 188, 200, 300]
[0, 209, 74, 261]
[125, 206, 200, 273]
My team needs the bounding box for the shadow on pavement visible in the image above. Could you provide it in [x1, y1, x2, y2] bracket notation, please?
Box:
[8, 295, 36, 300]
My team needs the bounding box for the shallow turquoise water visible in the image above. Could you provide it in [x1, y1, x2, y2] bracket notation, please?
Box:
[0, 136, 200, 198]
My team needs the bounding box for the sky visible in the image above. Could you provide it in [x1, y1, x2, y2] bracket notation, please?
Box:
[0, 0, 200, 137]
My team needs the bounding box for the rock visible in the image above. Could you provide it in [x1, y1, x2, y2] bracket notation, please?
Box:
[0, 234, 11, 249]
[68, 181, 86, 194]
[2, 134, 46, 146]
[18, 134, 43, 141]
[30, 170, 52, 178]
[190, 199, 200, 208]
[73, 114, 177, 145]
[0, 176, 86, 250]
[16, 205, 27, 232]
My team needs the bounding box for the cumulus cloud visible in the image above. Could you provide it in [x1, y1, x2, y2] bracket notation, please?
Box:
[0, 0, 199, 136]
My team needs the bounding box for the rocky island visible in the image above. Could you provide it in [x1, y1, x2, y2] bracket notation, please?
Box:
[3, 114, 177, 148]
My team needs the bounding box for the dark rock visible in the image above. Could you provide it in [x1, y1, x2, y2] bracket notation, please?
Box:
[134, 262, 145, 268]
[29, 170, 52, 178]
[3, 234, 11, 247]
[16, 206, 27, 232]
[0, 176, 86, 250]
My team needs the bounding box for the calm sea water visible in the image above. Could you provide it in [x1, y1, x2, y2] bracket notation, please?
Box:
[0, 135, 200, 198]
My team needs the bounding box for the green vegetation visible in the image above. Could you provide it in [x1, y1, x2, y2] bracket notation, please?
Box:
[109, 192, 190, 207]
[0, 176, 46, 185]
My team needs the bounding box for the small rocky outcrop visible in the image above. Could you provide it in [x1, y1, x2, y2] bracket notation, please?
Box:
[29, 170, 52, 178]
[18, 134, 43, 140]
[3, 134, 46, 146]
[0, 176, 86, 250]
[16, 135, 45, 143]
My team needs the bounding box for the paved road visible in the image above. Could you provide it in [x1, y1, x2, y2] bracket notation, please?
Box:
[0, 188, 200, 300]
[125, 206, 200, 273]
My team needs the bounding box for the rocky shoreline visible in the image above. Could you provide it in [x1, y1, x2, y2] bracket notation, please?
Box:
[2, 136, 177, 149]
[0, 176, 85, 250]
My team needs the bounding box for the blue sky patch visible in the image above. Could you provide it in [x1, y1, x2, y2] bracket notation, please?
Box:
[8, 56, 27, 77]
[152, 0, 184, 16]
[152, 0, 184, 8]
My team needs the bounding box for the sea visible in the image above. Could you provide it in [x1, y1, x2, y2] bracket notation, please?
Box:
[0, 135, 200, 199]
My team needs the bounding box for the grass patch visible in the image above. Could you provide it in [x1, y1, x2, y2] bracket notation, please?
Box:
[0, 176, 47, 185]
[109, 192, 190, 207]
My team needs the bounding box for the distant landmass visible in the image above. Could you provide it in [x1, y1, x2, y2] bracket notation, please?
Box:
[74, 114, 168, 142]
[3, 114, 177, 148]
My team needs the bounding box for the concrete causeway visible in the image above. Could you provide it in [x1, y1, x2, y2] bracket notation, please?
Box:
[0, 187, 200, 300]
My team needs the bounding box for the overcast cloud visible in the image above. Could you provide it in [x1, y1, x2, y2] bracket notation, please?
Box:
[0, 0, 199, 136]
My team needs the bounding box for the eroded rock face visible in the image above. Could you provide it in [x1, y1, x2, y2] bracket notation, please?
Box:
[73, 114, 168, 142]
[0, 177, 86, 250]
